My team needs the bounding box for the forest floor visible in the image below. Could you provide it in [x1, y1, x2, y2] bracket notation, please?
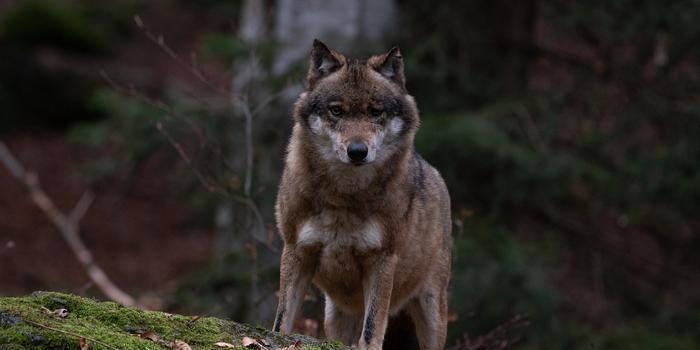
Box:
[0, 133, 213, 306]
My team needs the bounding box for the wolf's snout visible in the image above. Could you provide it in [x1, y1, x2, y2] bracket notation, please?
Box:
[347, 141, 368, 163]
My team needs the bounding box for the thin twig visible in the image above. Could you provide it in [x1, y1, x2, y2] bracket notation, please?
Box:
[0, 141, 24, 178]
[109, 17, 276, 305]
[513, 103, 547, 153]
[133, 15, 228, 95]
[69, 191, 95, 226]
[101, 70, 240, 174]
[24, 319, 120, 350]
[155, 121, 224, 194]
[232, 196, 264, 234]
[448, 314, 530, 350]
[0, 141, 136, 307]
[238, 96, 254, 198]
[250, 90, 285, 117]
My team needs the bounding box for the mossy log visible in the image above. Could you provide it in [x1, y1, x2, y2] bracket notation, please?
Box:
[0, 292, 348, 350]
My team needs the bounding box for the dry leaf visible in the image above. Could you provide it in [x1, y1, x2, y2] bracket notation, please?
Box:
[280, 340, 302, 350]
[79, 337, 88, 350]
[242, 337, 257, 347]
[42, 306, 69, 318]
[214, 342, 236, 348]
[172, 340, 192, 350]
[41, 306, 69, 318]
[54, 308, 69, 318]
[141, 331, 160, 342]
[241, 336, 270, 349]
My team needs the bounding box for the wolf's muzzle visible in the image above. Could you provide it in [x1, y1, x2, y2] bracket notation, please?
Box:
[347, 141, 369, 164]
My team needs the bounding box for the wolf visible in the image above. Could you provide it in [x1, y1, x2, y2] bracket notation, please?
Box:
[272, 39, 452, 350]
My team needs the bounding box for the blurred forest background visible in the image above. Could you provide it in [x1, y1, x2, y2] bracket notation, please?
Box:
[1, 1, 699, 349]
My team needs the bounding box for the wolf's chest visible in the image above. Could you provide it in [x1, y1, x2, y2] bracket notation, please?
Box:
[297, 211, 383, 306]
[296, 211, 383, 253]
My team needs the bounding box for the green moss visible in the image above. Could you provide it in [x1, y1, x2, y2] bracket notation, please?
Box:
[0, 1, 108, 53]
[0, 292, 348, 350]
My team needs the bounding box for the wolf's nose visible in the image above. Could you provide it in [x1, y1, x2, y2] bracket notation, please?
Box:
[347, 142, 368, 162]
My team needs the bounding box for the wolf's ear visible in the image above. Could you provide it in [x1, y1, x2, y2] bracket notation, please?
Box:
[369, 47, 405, 90]
[308, 39, 345, 89]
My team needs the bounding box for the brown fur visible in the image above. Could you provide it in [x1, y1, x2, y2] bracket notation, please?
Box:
[273, 40, 452, 350]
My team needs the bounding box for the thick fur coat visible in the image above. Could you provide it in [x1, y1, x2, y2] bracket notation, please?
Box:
[273, 40, 452, 350]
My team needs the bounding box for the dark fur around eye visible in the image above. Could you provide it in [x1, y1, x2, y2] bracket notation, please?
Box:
[369, 107, 384, 117]
[302, 94, 339, 117]
[329, 106, 343, 116]
[385, 98, 405, 116]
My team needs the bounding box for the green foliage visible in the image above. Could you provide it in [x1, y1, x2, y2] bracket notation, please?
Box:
[178, 0, 243, 21]
[202, 34, 250, 62]
[1, 1, 106, 53]
[201, 34, 279, 73]
[0, 60, 102, 133]
[448, 221, 573, 349]
[172, 254, 278, 322]
[591, 328, 699, 350]
[416, 112, 597, 218]
[69, 87, 249, 226]
[0, 0, 141, 133]
[68, 90, 164, 181]
[406, 2, 700, 343]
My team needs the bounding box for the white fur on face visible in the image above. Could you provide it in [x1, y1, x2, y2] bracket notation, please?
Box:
[308, 115, 344, 162]
[364, 129, 383, 163]
[309, 114, 323, 135]
[389, 117, 404, 135]
[308, 113, 407, 166]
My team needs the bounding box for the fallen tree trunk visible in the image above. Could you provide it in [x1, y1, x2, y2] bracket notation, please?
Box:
[0, 292, 348, 350]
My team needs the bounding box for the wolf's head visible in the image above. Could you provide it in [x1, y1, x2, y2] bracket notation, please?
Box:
[293, 40, 419, 169]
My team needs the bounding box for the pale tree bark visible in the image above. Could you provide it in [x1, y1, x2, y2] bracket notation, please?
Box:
[273, 0, 397, 75]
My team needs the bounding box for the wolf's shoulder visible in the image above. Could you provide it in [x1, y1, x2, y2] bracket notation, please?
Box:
[409, 151, 448, 196]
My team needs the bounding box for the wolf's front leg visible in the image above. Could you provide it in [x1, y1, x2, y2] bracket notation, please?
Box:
[406, 285, 448, 350]
[324, 296, 362, 345]
[273, 244, 315, 333]
[359, 253, 398, 350]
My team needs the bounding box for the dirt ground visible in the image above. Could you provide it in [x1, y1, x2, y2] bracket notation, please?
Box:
[0, 133, 214, 301]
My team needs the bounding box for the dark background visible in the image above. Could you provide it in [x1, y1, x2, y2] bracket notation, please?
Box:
[1, 1, 699, 349]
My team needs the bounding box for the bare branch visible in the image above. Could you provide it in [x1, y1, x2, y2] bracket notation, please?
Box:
[448, 314, 530, 350]
[133, 15, 228, 95]
[0, 140, 136, 307]
[0, 141, 25, 178]
[69, 191, 95, 226]
[101, 70, 240, 175]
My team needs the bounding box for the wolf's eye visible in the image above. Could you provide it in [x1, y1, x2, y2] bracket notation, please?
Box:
[369, 107, 384, 118]
[328, 106, 343, 116]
